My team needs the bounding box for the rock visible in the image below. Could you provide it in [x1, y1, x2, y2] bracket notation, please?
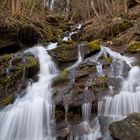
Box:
[48, 41, 78, 69]
[46, 15, 60, 26]
[92, 76, 108, 94]
[0, 54, 39, 107]
[18, 25, 41, 46]
[81, 17, 133, 41]
[0, 94, 14, 107]
[110, 17, 133, 36]
[80, 40, 101, 58]
[109, 113, 140, 140]
[128, 41, 140, 52]
[0, 39, 20, 55]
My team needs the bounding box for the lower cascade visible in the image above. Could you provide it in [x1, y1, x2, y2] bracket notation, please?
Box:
[0, 44, 140, 140]
[0, 46, 58, 140]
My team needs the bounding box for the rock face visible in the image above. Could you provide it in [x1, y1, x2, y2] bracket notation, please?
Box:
[18, 25, 41, 46]
[109, 113, 140, 140]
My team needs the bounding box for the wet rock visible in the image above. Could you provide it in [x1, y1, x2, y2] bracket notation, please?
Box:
[48, 41, 78, 69]
[18, 25, 41, 46]
[81, 40, 101, 58]
[0, 39, 20, 55]
[128, 41, 140, 53]
[107, 77, 123, 95]
[92, 76, 108, 94]
[0, 54, 39, 107]
[109, 113, 140, 140]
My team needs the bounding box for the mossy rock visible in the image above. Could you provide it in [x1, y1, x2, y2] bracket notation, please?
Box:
[48, 42, 78, 68]
[0, 54, 39, 107]
[90, 40, 100, 50]
[92, 76, 108, 93]
[128, 41, 140, 53]
[111, 17, 133, 36]
[54, 69, 70, 85]
[82, 40, 101, 58]
[0, 94, 15, 107]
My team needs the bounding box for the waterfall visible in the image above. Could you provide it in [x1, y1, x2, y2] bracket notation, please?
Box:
[73, 45, 138, 140]
[0, 46, 58, 140]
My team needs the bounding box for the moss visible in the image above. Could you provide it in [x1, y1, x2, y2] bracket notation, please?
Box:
[111, 17, 133, 36]
[103, 57, 113, 65]
[89, 40, 100, 51]
[54, 69, 69, 83]
[58, 23, 70, 32]
[128, 41, 140, 53]
[58, 44, 71, 60]
[0, 94, 14, 107]
[26, 56, 38, 69]
[92, 76, 108, 92]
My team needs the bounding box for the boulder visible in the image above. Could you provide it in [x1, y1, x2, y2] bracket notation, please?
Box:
[48, 41, 78, 69]
[128, 41, 140, 53]
[109, 113, 140, 140]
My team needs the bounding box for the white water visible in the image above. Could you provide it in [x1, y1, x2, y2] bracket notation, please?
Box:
[63, 32, 77, 41]
[0, 46, 58, 140]
[46, 42, 58, 50]
[74, 45, 138, 140]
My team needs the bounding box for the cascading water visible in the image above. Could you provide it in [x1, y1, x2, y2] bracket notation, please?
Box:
[72, 45, 139, 140]
[0, 46, 58, 140]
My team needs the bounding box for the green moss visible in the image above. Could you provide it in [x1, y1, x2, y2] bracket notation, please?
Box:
[26, 56, 38, 68]
[103, 57, 113, 65]
[59, 44, 71, 59]
[128, 41, 140, 53]
[89, 40, 100, 51]
[55, 69, 69, 83]
[0, 94, 14, 107]
[92, 76, 108, 90]
[111, 17, 133, 35]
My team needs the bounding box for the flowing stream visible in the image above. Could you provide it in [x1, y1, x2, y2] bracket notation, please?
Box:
[0, 40, 140, 140]
[0, 46, 58, 140]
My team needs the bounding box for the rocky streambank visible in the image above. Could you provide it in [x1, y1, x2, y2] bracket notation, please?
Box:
[0, 1, 140, 139]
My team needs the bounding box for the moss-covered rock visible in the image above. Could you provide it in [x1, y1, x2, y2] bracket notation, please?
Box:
[0, 94, 14, 107]
[92, 76, 108, 94]
[25, 56, 39, 78]
[54, 69, 70, 85]
[110, 17, 133, 36]
[48, 41, 78, 69]
[128, 41, 140, 53]
[81, 40, 101, 58]
[0, 54, 39, 107]
[81, 17, 133, 41]
[109, 113, 140, 140]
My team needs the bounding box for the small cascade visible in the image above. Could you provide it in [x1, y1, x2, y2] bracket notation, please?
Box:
[64, 104, 69, 122]
[68, 45, 83, 84]
[82, 103, 91, 122]
[63, 32, 77, 41]
[0, 46, 58, 140]
[46, 42, 58, 50]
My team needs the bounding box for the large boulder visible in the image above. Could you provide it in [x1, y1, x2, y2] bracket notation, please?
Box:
[109, 113, 140, 140]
